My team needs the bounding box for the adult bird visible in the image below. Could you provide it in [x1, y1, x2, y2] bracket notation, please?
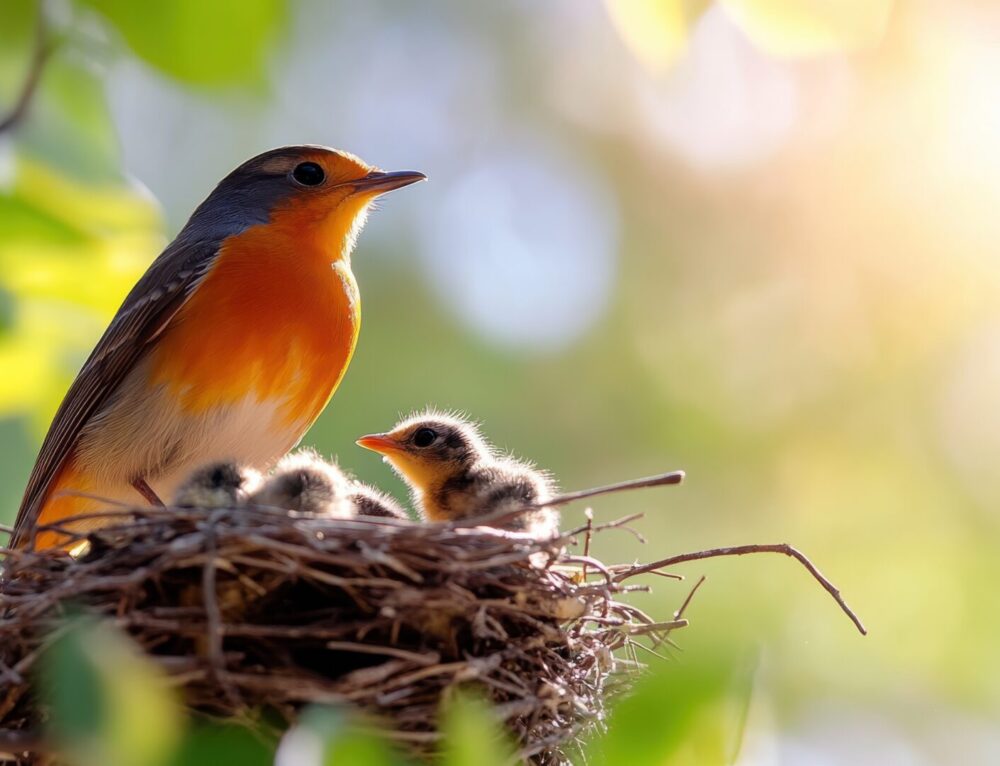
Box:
[12, 145, 424, 550]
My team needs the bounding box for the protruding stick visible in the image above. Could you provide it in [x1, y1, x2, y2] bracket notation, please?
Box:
[543, 470, 685, 509]
[617, 543, 867, 636]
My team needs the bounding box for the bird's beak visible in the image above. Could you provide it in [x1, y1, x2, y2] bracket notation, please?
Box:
[356, 434, 403, 455]
[349, 170, 426, 196]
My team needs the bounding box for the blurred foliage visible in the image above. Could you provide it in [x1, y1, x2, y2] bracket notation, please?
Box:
[167, 725, 275, 766]
[41, 617, 183, 766]
[0, 3, 119, 180]
[602, 0, 699, 71]
[0, 157, 161, 435]
[280, 707, 404, 766]
[41, 616, 747, 765]
[720, 0, 894, 56]
[439, 690, 517, 766]
[0, 0, 287, 436]
[587, 649, 755, 766]
[75, 0, 285, 87]
[603, 0, 892, 70]
[41, 617, 277, 766]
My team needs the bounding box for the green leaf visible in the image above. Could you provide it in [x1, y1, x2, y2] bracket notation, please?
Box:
[0, 286, 13, 333]
[587, 650, 756, 766]
[0, 417, 34, 526]
[0, 155, 161, 434]
[0, 1, 121, 181]
[281, 707, 405, 766]
[440, 691, 516, 766]
[40, 618, 105, 741]
[0, 0, 36, 92]
[40, 616, 184, 766]
[19, 52, 122, 181]
[73, 0, 287, 86]
[169, 724, 276, 766]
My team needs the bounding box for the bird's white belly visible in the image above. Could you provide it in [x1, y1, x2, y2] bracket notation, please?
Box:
[149, 394, 307, 500]
[75, 357, 309, 506]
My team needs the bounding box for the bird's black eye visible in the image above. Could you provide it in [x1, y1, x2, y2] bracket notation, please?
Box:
[412, 428, 437, 448]
[292, 161, 325, 186]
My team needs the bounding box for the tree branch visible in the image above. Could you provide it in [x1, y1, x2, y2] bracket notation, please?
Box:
[0, 2, 55, 135]
[617, 543, 868, 636]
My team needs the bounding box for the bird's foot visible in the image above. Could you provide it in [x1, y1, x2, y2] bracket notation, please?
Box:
[132, 477, 165, 507]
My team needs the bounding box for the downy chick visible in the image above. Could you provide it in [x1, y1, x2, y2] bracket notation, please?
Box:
[356, 412, 558, 537]
[249, 449, 353, 518]
[172, 461, 261, 508]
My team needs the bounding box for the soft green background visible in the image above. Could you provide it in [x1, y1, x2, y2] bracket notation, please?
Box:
[2, 0, 998, 763]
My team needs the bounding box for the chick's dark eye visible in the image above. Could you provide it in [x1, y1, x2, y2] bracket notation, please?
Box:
[412, 428, 437, 448]
[292, 162, 325, 186]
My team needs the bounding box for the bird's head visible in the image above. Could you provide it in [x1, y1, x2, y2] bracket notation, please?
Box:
[356, 413, 491, 491]
[172, 461, 261, 508]
[187, 145, 425, 259]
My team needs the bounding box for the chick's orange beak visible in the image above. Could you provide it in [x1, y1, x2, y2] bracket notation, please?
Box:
[349, 170, 426, 196]
[356, 433, 403, 455]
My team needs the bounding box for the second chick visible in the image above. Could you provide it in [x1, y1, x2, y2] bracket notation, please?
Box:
[250, 449, 411, 521]
[249, 449, 354, 518]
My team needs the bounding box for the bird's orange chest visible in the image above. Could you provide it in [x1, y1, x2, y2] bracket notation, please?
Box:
[148, 220, 361, 427]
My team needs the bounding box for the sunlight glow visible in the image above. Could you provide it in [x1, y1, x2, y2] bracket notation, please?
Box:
[720, 0, 894, 57]
[603, 0, 689, 72]
[416, 135, 618, 351]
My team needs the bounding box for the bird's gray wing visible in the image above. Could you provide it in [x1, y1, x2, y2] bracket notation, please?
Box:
[11, 236, 221, 547]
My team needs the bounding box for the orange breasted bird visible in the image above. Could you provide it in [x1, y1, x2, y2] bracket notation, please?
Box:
[357, 411, 559, 537]
[12, 145, 424, 550]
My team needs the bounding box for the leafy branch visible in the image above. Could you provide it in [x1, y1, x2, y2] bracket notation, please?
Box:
[0, 3, 56, 134]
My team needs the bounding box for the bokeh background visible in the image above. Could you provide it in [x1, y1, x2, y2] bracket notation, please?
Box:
[2, 0, 998, 763]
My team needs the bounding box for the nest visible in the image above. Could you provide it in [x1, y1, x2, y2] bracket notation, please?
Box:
[0, 498, 865, 764]
[0, 505, 687, 763]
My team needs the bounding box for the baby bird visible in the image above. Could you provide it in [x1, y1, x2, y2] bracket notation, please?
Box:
[249, 449, 354, 518]
[356, 412, 558, 537]
[172, 461, 261, 508]
[349, 482, 411, 520]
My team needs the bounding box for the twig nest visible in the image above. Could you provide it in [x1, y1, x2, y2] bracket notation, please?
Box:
[0, 507, 682, 763]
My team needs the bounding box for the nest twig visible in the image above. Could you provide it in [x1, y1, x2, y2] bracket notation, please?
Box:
[0, 486, 865, 764]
